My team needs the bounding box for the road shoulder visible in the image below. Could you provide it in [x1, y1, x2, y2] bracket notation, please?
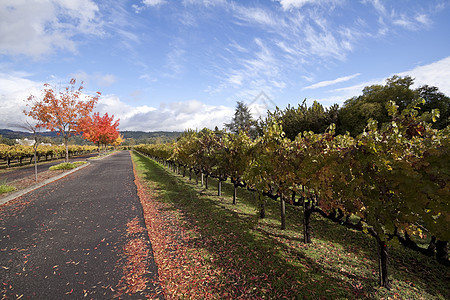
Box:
[0, 162, 91, 206]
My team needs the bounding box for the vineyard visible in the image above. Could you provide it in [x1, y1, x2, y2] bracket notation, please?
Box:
[0, 144, 98, 168]
[134, 101, 449, 289]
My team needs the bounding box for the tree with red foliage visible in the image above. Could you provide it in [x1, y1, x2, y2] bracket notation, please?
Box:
[80, 112, 120, 151]
[24, 79, 100, 162]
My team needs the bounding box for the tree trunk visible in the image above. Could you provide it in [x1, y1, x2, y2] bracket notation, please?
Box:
[426, 236, 436, 257]
[65, 135, 69, 162]
[189, 168, 192, 181]
[303, 198, 312, 243]
[218, 180, 222, 196]
[259, 193, 265, 219]
[205, 174, 208, 189]
[436, 240, 449, 265]
[280, 195, 286, 230]
[232, 183, 237, 205]
[201, 173, 204, 186]
[377, 237, 391, 289]
[33, 150, 38, 182]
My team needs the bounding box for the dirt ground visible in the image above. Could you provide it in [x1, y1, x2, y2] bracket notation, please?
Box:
[0, 169, 66, 200]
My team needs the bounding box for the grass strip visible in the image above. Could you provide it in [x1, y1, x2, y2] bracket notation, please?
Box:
[0, 183, 16, 194]
[132, 151, 449, 299]
[49, 161, 86, 170]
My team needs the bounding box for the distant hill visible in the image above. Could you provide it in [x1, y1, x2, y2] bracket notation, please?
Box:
[0, 129, 59, 139]
[120, 130, 182, 140]
[0, 129, 183, 144]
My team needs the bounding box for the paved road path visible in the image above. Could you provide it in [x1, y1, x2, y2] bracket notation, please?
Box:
[0, 151, 163, 299]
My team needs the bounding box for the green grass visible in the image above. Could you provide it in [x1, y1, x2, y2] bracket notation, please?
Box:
[49, 161, 86, 170]
[0, 178, 16, 194]
[0, 182, 16, 194]
[132, 151, 449, 299]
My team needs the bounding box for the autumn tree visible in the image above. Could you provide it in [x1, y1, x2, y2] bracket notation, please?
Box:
[80, 112, 120, 151]
[24, 79, 100, 162]
[113, 134, 124, 147]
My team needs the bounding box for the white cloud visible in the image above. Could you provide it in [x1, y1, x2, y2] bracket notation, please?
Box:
[315, 56, 450, 107]
[276, 40, 306, 58]
[133, 0, 166, 13]
[228, 74, 244, 86]
[0, 0, 103, 58]
[363, 1, 433, 33]
[415, 14, 431, 27]
[0, 73, 43, 129]
[303, 73, 361, 90]
[328, 79, 381, 98]
[70, 71, 117, 87]
[182, 0, 226, 7]
[365, 0, 387, 16]
[276, 0, 329, 10]
[392, 13, 432, 31]
[303, 24, 344, 60]
[164, 47, 186, 77]
[97, 74, 117, 87]
[143, 0, 166, 6]
[232, 4, 279, 27]
[0, 70, 234, 132]
[392, 14, 417, 30]
[398, 56, 450, 95]
[227, 41, 249, 53]
[217, 37, 286, 98]
[95, 95, 156, 122]
[57, 93, 235, 131]
[114, 100, 234, 131]
[2, 57, 449, 132]
[182, 0, 367, 96]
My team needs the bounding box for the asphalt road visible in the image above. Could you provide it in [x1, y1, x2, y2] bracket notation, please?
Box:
[0, 151, 163, 299]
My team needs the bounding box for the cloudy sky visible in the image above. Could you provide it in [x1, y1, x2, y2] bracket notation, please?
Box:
[1, 0, 449, 131]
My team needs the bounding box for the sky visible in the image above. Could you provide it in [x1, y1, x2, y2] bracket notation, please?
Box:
[1, 0, 449, 132]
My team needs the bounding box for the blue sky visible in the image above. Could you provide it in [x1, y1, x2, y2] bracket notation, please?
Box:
[1, 0, 449, 131]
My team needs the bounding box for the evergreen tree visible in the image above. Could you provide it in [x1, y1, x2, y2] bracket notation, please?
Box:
[225, 101, 257, 137]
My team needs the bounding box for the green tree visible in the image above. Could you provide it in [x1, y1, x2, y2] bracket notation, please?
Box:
[0, 135, 16, 146]
[225, 101, 257, 137]
[416, 85, 450, 129]
[338, 76, 418, 136]
[264, 100, 339, 140]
